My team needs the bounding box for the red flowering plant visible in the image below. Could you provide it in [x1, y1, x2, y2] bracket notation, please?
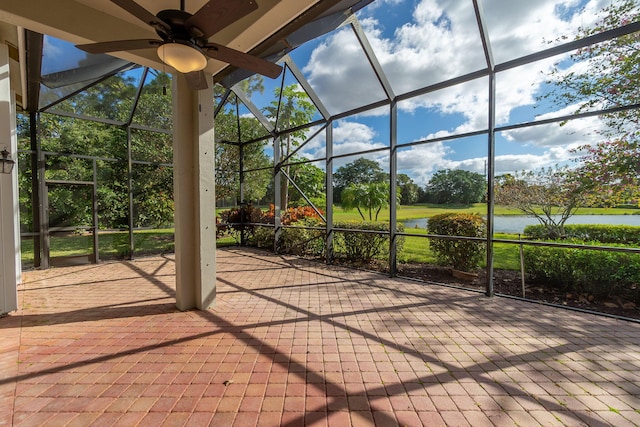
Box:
[217, 203, 265, 239]
[262, 204, 324, 225]
[217, 203, 324, 241]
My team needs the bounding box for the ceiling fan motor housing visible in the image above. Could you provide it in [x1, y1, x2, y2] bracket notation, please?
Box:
[155, 9, 205, 45]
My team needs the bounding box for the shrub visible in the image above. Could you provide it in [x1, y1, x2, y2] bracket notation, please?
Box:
[217, 203, 264, 239]
[222, 208, 408, 264]
[278, 218, 325, 256]
[248, 225, 275, 249]
[243, 213, 325, 256]
[524, 223, 640, 245]
[215, 216, 227, 239]
[260, 204, 324, 225]
[333, 221, 405, 263]
[218, 203, 324, 243]
[427, 213, 486, 272]
[523, 241, 640, 299]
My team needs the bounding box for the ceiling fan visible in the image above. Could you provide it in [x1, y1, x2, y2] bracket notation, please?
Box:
[76, 0, 283, 90]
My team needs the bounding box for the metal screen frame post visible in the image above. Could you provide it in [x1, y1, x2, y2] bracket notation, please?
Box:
[29, 111, 41, 267]
[389, 101, 398, 276]
[92, 158, 99, 263]
[127, 126, 134, 259]
[473, 0, 496, 297]
[273, 136, 282, 253]
[39, 152, 50, 269]
[325, 121, 334, 263]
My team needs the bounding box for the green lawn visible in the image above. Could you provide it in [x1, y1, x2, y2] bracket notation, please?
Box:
[22, 203, 638, 269]
[21, 228, 176, 266]
[335, 203, 639, 221]
[397, 227, 521, 270]
[328, 203, 492, 222]
[218, 203, 640, 223]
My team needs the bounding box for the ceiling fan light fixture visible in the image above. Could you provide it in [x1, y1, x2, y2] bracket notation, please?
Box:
[157, 42, 208, 73]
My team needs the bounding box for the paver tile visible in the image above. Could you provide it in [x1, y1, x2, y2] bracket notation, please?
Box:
[1, 248, 638, 426]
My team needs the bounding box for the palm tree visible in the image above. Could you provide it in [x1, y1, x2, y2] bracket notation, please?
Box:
[341, 182, 392, 221]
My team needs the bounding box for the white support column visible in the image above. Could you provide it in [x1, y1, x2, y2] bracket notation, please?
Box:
[0, 44, 21, 315]
[172, 74, 216, 311]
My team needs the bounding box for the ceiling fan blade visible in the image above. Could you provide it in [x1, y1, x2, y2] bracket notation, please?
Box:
[204, 43, 283, 79]
[185, 71, 210, 91]
[111, 0, 171, 33]
[76, 39, 162, 54]
[186, 0, 258, 39]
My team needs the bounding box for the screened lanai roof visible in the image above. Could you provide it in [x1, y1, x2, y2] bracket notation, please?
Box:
[5, 0, 374, 115]
[208, 0, 639, 227]
[2, 0, 639, 182]
[214, 1, 640, 147]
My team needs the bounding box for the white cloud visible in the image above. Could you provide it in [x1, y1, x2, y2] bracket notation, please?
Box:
[299, 120, 387, 160]
[495, 103, 608, 174]
[363, 5, 486, 96]
[501, 103, 609, 162]
[334, 121, 378, 143]
[367, 0, 407, 7]
[303, 0, 607, 120]
[494, 153, 555, 175]
[302, 28, 388, 115]
[396, 143, 455, 185]
[295, 0, 614, 182]
[400, 149, 561, 184]
[43, 37, 65, 58]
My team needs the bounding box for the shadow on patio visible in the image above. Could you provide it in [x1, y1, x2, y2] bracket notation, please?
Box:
[1, 247, 639, 426]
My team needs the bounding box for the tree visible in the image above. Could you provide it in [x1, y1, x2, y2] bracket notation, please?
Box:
[38, 109, 130, 229]
[127, 74, 175, 227]
[287, 160, 326, 208]
[341, 182, 392, 221]
[573, 140, 640, 207]
[397, 173, 420, 205]
[424, 169, 486, 204]
[494, 167, 586, 238]
[19, 71, 177, 232]
[263, 84, 317, 210]
[543, 0, 640, 205]
[214, 115, 272, 204]
[130, 71, 173, 130]
[214, 79, 272, 204]
[333, 158, 388, 203]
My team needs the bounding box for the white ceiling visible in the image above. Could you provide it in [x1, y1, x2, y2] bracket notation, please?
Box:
[0, 0, 320, 76]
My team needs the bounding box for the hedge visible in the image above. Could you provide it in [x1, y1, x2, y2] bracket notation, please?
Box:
[523, 240, 640, 299]
[427, 213, 486, 272]
[278, 219, 325, 256]
[247, 220, 325, 257]
[333, 221, 405, 263]
[524, 223, 640, 245]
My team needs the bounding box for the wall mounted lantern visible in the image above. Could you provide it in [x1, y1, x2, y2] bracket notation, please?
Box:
[1, 147, 15, 174]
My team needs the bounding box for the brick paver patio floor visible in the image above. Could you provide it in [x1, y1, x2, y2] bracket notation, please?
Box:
[1, 247, 640, 426]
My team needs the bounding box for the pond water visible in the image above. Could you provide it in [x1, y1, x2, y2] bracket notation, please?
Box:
[402, 214, 640, 234]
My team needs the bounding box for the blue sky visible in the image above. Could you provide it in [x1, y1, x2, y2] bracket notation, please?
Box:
[241, 0, 622, 186]
[44, 0, 631, 187]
